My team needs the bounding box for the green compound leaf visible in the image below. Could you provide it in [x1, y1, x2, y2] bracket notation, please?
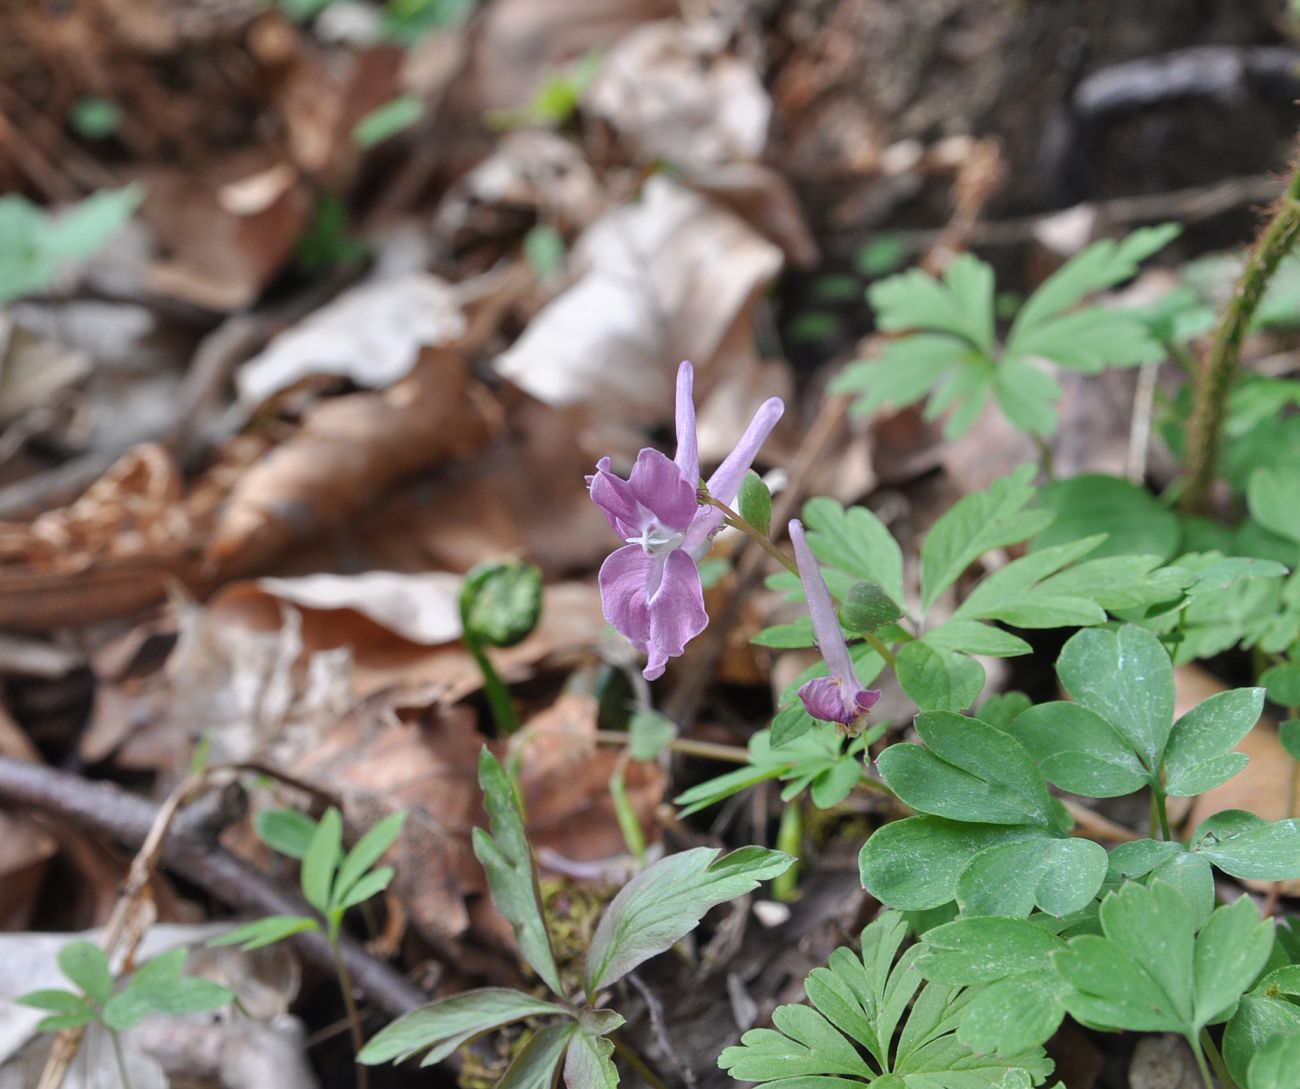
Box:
[1053, 881, 1272, 1037]
[1162, 687, 1262, 796]
[916, 916, 1070, 1055]
[359, 988, 571, 1066]
[798, 497, 905, 606]
[1262, 664, 1300, 707]
[628, 710, 677, 761]
[103, 948, 233, 1031]
[1190, 810, 1300, 880]
[859, 817, 1045, 911]
[1012, 701, 1149, 798]
[1032, 475, 1180, 561]
[208, 914, 320, 951]
[1055, 624, 1174, 773]
[921, 465, 1051, 612]
[877, 712, 1054, 828]
[869, 254, 996, 353]
[461, 561, 543, 648]
[254, 807, 318, 860]
[674, 727, 867, 816]
[334, 811, 406, 908]
[472, 749, 564, 996]
[57, 941, 113, 1008]
[956, 837, 1108, 918]
[718, 911, 1054, 1088]
[895, 639, 985, 712]
[1248, 465, 1300, 546]
[1248, 1034, 1300, 1089]
[301, 807, 343, 916]
[584, 846, 791, 995]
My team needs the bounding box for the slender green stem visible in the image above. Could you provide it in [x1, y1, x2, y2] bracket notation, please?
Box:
[611, 1032, 673, 1089]
[699, 493, 899, 669]
[1200, 1029, 1237, 1089]
[862, 631, 898, 669]
[699, 493, 802, 579]
[773, 801, 803, 902]
[609, 757, 647, 864]
[1153, 787, 1172, 842]
[328, 927, 369, 1089]
[464, 634, 521, 736]
[1182, 148, 1300, 513]
[593, 730, 749, 764]
[1189, 1034, 1217, 1089]
[1031, 435, 1056, 481]
[109, 1028, 134, 1089]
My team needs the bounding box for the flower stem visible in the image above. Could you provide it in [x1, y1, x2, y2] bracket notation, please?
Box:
[1153, 786, 1172, 842]
[1182, 147, 1300, 513]
[328, 925, 369, 1089]
[773, 801, 803, 902]
[464, 634, 521, 736]
[698, 494, 898, 669]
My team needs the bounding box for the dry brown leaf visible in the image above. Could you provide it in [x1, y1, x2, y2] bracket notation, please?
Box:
[514, 693, 665, 863]
[206, 349, 497, 576]
[460, 0, 675, 115]
[256, 572, 463, 645]
[681, 163, 818, 268]
[1175, 664, 1299, 895]
[0, 445, 205, 629]
[0, 318, 91, 425]
[235, 274, 468, 407]
[140, 153, 311, 311]
[494, 176, 788, 460]
[287, 705, 485, 944]
[586, 21, 771, 169]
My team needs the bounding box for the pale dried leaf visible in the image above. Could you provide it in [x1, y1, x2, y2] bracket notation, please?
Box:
[236, 274, 467, 406]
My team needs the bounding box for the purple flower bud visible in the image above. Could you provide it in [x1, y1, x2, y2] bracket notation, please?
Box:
[789, 519, 882, 727]
[588, 361, 783, 680]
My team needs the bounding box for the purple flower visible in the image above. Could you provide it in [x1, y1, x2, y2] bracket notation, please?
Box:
[589, 361, 783, 680]
[789, 519, 881, 728]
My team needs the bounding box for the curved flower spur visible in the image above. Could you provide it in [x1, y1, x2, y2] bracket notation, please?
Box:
[588, 361, 784, 679]
[788, 518, 881, 730]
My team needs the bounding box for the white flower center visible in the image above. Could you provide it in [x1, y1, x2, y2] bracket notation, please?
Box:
[627, 520, 685, 556]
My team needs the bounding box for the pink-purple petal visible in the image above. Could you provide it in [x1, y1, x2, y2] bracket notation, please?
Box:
[644, 549, 708, 680]
[798, 677, 853, 725]
[705, 397, 784, 505]
[627, 448, 697, 532]
[598, 545, 654, 650]
[674, 361, 700, 487]
[789, 519, 858, 688]
[589, 458, 640, 536]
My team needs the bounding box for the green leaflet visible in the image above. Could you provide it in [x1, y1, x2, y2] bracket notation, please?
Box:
[718, 912, 1054, 1088]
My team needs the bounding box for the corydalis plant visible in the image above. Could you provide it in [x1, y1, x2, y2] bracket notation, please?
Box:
[588, 360, 783, 679]
[361, 749, 792, 1087]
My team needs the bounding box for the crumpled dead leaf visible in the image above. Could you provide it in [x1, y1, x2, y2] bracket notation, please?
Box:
[141, 153, 311, 311]
[256, 572, 463, 645]
[235, 273, 468, 407]
[494, 176, 790, 459]
[0, 444, 205, 630]
[586, 20, 771, 169]
[207, 349, 497, 576]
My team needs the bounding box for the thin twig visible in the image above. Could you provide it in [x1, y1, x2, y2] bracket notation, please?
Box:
[0, 758, 426, 1018]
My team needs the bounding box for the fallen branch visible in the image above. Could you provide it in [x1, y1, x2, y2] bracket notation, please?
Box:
[0, 757, 426, 1018]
